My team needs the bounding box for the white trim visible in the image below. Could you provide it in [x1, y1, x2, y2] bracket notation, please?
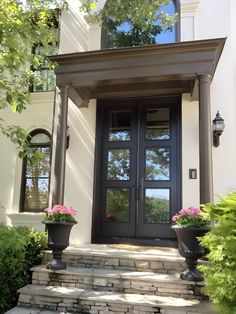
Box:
[180, 0, 200, 12]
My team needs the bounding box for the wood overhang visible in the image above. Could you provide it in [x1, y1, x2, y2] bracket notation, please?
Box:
[49, 38, 226, 107]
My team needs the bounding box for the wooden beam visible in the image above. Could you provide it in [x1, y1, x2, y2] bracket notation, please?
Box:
[69, 85, 89, 108]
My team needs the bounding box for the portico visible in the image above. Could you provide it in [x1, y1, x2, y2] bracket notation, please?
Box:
[49, 37, 225, 241]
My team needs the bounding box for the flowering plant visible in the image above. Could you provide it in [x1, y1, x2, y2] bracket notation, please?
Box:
[43, 205, 78, 222]
[172, 207, 210, 228]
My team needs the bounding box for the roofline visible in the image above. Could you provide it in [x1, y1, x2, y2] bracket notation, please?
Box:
[49, 38, 226, 65]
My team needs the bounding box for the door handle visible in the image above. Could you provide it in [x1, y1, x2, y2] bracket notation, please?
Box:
[139, 177, 144, 203]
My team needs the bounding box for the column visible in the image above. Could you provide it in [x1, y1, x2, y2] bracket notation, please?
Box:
[198, 74, 213, 204]
[51, 85, 69, 205]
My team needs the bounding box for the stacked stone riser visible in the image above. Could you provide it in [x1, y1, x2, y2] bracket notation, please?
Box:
[17, 284, 209, 314]
[31, 267, 205, 300]
[18, 296, 161, 314]
[43, 252, 186, 274]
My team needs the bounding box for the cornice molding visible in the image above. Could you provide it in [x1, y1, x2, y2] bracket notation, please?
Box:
[181, 0, 200, 13]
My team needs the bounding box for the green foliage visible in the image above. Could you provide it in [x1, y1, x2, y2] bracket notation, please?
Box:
[43, 213, 76, 222]
[82, 0, 177, 47]
[145, 196, 169, 223]
[0, 225, 47, 313]
[174, 215, 209, 227]
[172, 207, 210, 227]
[0, 0, 64, 155]
[198, 192, 236, 314]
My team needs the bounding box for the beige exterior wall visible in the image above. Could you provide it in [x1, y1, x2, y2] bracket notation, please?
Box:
[0, 92, 54, 230]
[181, 95, 200, 208]
[65, 99, 96, 243]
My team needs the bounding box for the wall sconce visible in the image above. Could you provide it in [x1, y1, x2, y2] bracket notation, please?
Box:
[66, 126, 70, 149]
[212, 111, 225, 147]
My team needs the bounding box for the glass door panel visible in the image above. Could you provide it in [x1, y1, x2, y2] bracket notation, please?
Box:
[144, 188, 170, 223]
[136, 99, 180, 238]
[106, 188, 130, 222]
[146, 108, 170, 140]
[100, 100, 137, 237]
[109, 110, 131, 141]
[145, 147, 170, 181]
[107, 149, 130, 180]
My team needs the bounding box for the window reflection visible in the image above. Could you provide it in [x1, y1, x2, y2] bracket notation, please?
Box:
[145, 189, 170, 223]
[145, 148, 170, 180]
[109, 111, 131, 141]
[105, 0, 177, 48]
[107, 149, 130, 180]
[22, 130, 51, 212]
[106, 188, 129, 222]
[146, 108, 170, 140]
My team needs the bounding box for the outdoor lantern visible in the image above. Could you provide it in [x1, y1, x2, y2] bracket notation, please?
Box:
[212, 111, 225, 147]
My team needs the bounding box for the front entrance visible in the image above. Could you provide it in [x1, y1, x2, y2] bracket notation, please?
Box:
[94, 96, 181, 240]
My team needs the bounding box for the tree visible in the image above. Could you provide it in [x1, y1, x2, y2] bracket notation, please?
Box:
[0, 0, 64, 156]
[82, 0, 177, 47]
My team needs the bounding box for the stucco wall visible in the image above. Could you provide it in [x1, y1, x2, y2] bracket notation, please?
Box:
[65, 100, 96, 244]
[0, 92, 54, 229]
[194, 0, 236, 200]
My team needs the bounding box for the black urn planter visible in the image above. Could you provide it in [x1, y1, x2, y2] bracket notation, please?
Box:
[171, 225, 210, 282]
[43, 220, 77, 270]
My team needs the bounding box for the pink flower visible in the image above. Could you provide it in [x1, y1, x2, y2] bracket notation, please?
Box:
[172, 214, 180, 222]
[44, 205, 78, 216]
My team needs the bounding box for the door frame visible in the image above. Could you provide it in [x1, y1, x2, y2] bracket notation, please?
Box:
[92, 95, 182, 243]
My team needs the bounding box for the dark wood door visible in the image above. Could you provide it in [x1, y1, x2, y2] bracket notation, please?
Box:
[95, 96, 181, 239]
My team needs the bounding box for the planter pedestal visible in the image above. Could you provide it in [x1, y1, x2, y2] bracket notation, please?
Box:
[171, 225, 210, 282]
[43, 220, 77, 270]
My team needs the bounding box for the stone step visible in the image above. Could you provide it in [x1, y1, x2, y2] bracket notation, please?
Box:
[43, 244, 188, 273]
[17, 284, 216, 314]
[32, 265, 205, 300]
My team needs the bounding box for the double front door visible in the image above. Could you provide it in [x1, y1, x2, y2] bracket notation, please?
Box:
[95, 96, 181, 239]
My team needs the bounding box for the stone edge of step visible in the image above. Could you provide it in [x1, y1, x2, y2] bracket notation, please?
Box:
[17, 284, 212, 311]
[31, 265, 205, 286]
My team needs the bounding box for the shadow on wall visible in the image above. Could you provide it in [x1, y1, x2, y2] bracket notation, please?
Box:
[64, 99, 96, 243]
[60, 2, 89, 53]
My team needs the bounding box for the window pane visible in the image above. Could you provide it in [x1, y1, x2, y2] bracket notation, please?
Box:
[109, 111, 131, 141]
[30, 133, 50, 144]
[107, 149, 130, 180]
[26, 147, 50, 177]
[24, 178, 49, 210]
[145, 189, 170, 223]
[146, 108, 170, 140]
[32, 69, 56, 92]
[106, 188, 129, 222]
[145, 148, 170, 180]
[22, 130, 51, 212]
[106, 1, 176, 48]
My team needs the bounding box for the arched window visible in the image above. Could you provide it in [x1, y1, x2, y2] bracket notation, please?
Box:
[102, 0, 180, 49]
[20, 129, 51, 212]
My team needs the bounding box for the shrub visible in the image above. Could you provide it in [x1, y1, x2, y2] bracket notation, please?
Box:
[198, 192, 236, 314]
[0, 225, 47, 314]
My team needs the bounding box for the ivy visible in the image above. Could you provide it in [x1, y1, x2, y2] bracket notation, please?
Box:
[198, 192, 236, 314]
